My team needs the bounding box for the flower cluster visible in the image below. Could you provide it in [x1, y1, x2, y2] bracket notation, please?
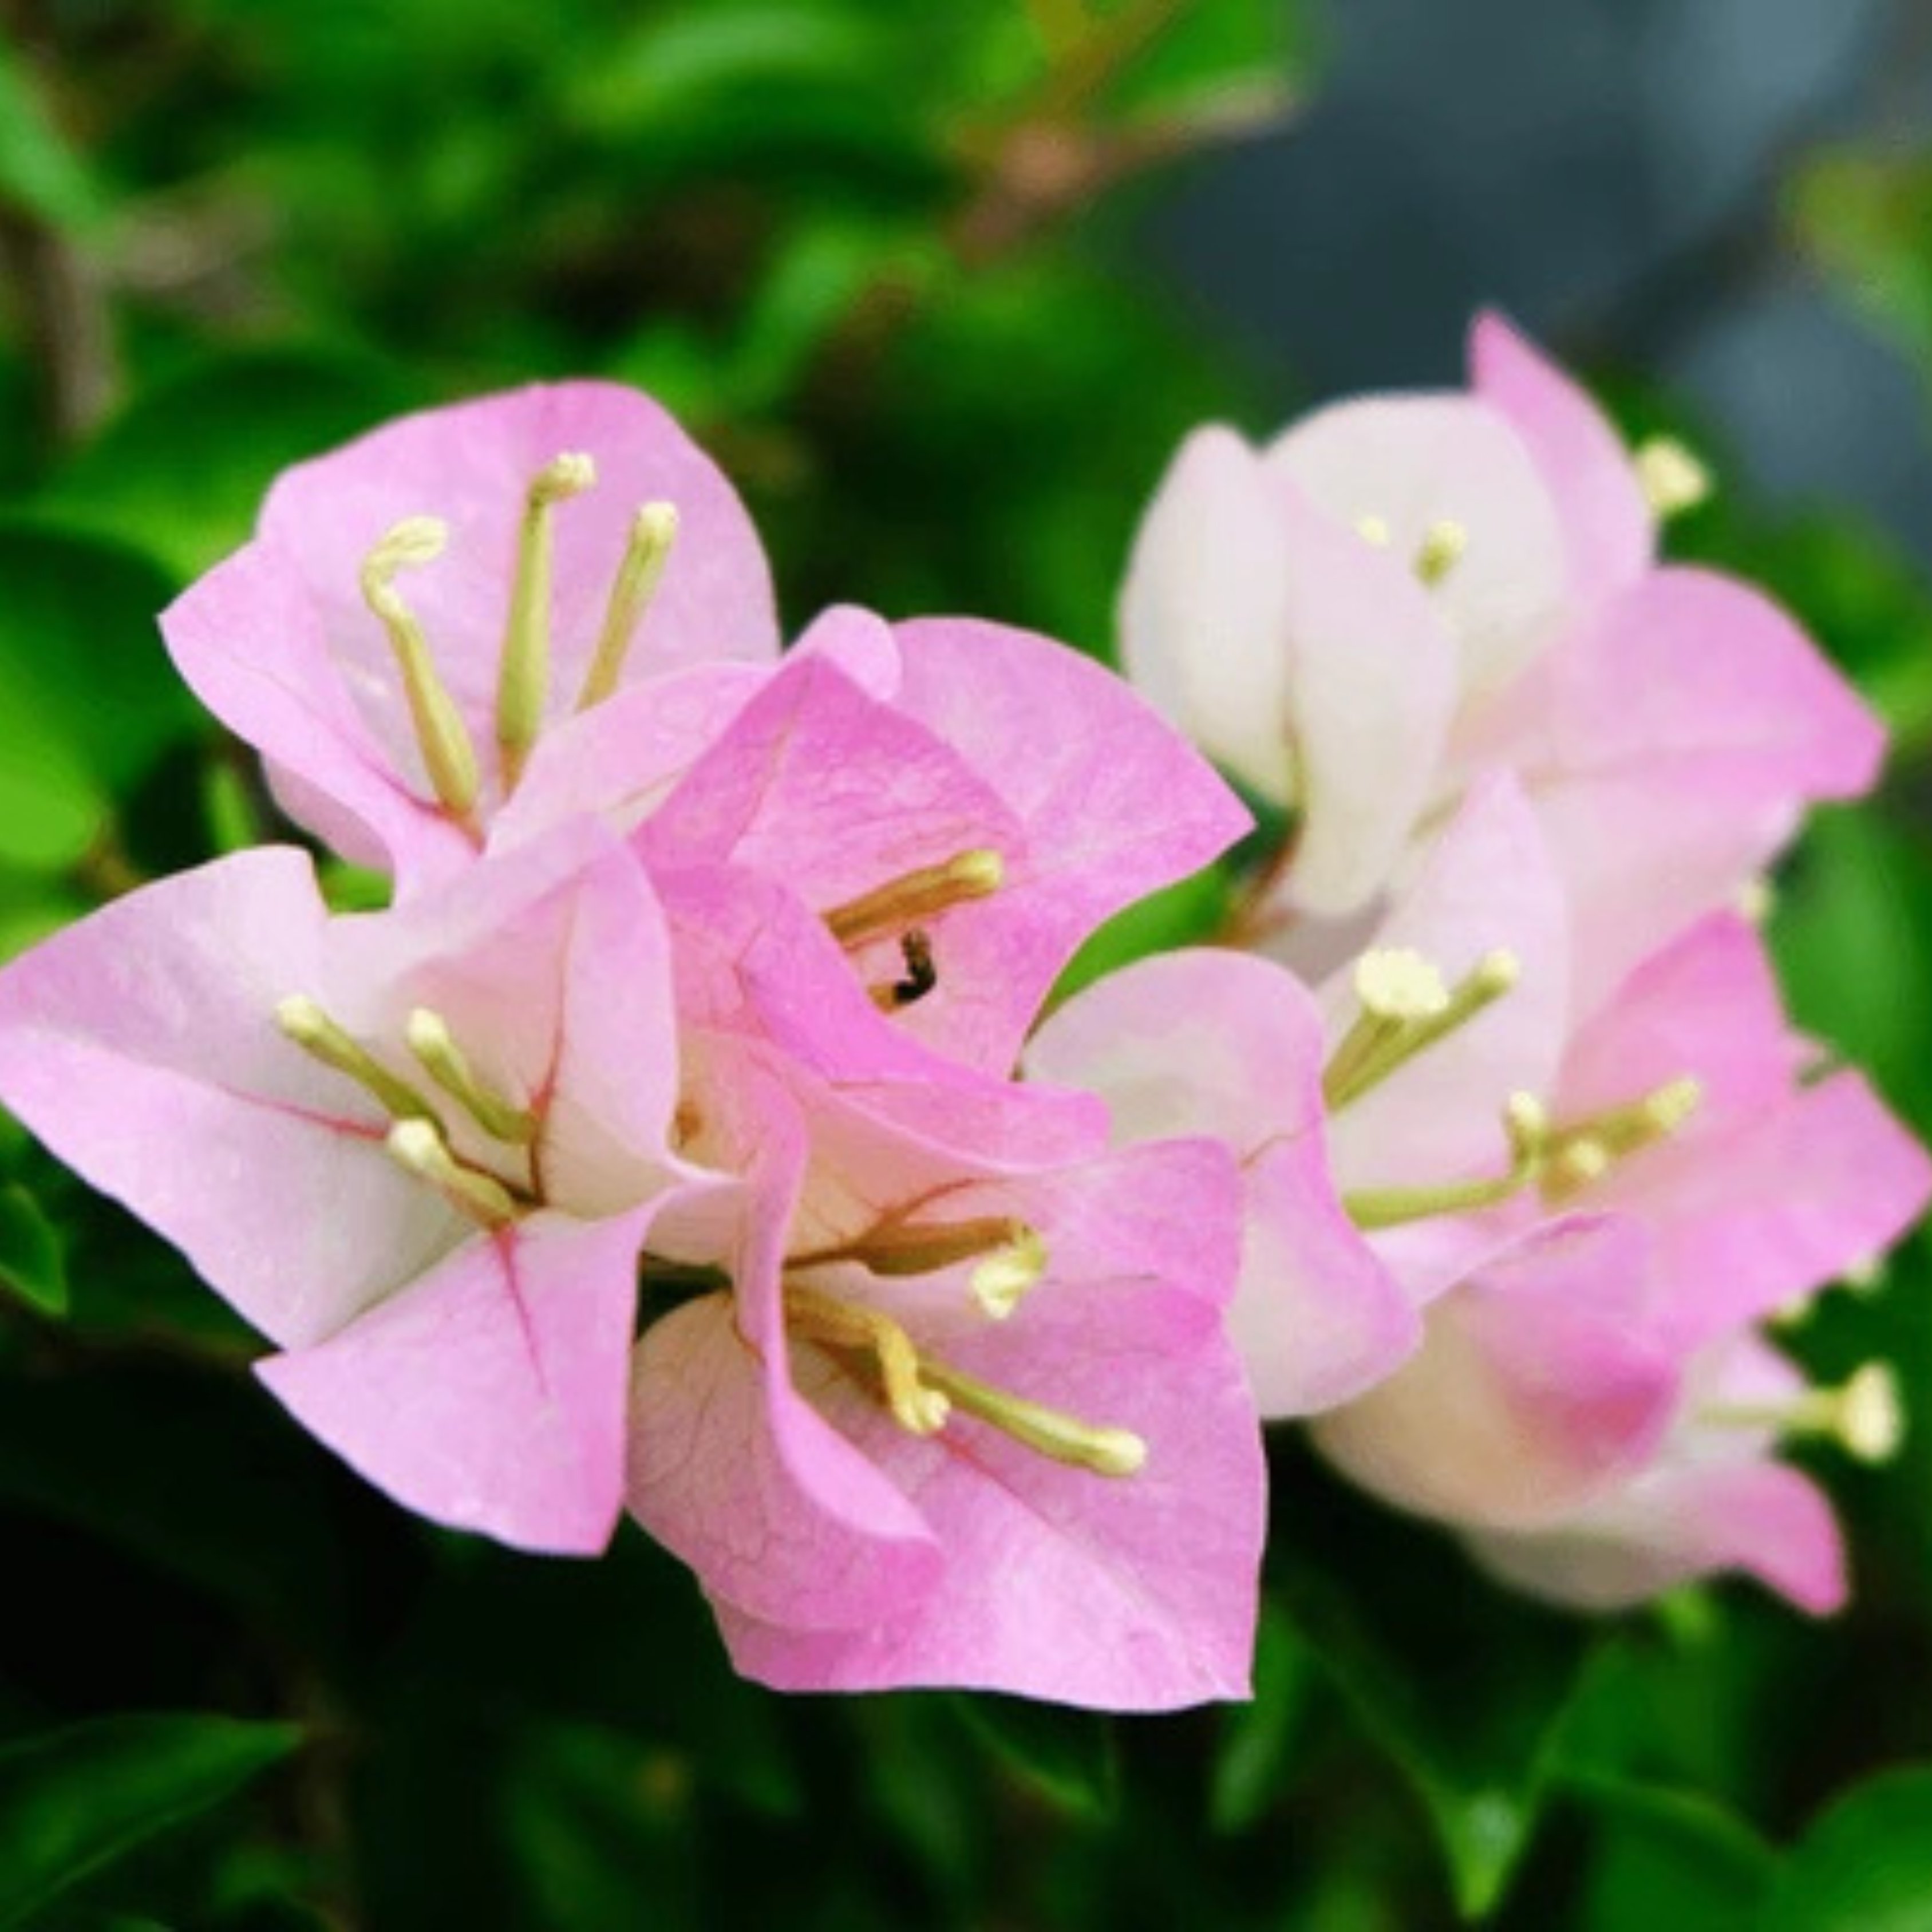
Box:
[1103, 314, 1930, 1614]
[0, 321, 1922, 1709]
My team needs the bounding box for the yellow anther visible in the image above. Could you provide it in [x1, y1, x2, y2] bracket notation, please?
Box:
[1325, 947, 1519, 1112]
[1838, 1363, 1905, 1464]
[1344, 1090, 1547, 1231]
[276, 994, 437, 1124]
[1355, 947, 1451, 1022]
[1704, 1361, 1904, 1467]
[1415, 518, 1468, 585]
[576, 501, 679, 713]
[385, 1119, 524, 1228]
[1735, 876, 1776, 926]
[1543, 1074, 1702, 1201]
[1634, 436, 1713, 520]
[405, 1007, 538, 1147]
[359, 518, 481, 822]
[785, 1286, 951, 1436]
[918, 1357, 1147, 1477]
[970, 1224, 1049, 1320]
[795, 1213, 1044, 1293]
[1355, 513, 1394, 548]
[823, 850, 1006, 950]
[497, 452, 598, 793]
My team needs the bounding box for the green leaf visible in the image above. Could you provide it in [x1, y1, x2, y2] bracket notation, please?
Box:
[945, 1694, 1119, 1821]
[0, 1713, 300, 1929]
[1050, 862, 1234, 1003]
[1764, 1765, 1932, 1932]
[1563, 1772, 1777, 1932]
[0, 1181, 66, 1316]
[0, 519, 199, 875]
[0, 42, 101, 232]
[1210, 1602, 1313, 1835]
[1269, 1442, 1595, 1919]
[43, 350, 414, 579]
[1101, 0, 1315, 132]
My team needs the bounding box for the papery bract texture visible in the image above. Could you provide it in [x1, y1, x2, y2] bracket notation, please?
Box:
[0, 823, 696, 1552]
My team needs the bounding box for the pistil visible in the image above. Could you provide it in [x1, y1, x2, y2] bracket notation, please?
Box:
[576, 501, 679, 712]
[497, 452, 596, 793]
[359, 519, 481, 824]
[824, 850, 1006, 950]
[1344, 1092, 1547, 1230]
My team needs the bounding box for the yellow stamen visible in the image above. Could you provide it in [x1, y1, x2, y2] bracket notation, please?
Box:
[1321, 949, 1446, 1110]
[405, 1007, 538, 1146]
[1634, 436, 1713, 520]
[785, 1286, 950, 1436]
[970, 1224, 1049, 1320]
[796, 1213, 1047, 1315]
[1415, 518, 1468, 585]
[1704, 1361, 1903, 1467]
[575, 501, 679, 713]
[1735, 876, 1776, 926]
[1355, 513, 1393, 548]
[359, 519, 481, 822]
[276, 994, 437, 1124]
[823, 850, 1005, 949]
[385, 1119, 523, 1228]
[497, 452, 596, 793]
[918, 1357, 1147, 1477]
[785, 1285, 1144, 1475]
[1325, 948, 1519, 1111]
[1542, 1076, 1702, 1202]
[1344, 1092, 1547, 1230]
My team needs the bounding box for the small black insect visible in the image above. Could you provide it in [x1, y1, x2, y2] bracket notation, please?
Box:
[887, 928, 938, 1008]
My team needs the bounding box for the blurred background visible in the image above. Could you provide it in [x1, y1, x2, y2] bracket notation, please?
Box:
[3, 2, 1932, 1926]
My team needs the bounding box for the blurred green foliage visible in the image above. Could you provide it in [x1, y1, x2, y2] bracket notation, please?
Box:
[2, 1, 1932, 1926]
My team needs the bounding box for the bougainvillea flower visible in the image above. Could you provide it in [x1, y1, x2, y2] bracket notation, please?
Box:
[1025, 947, 1419, 1418]
[162, 382, 780, 893]
[1311, 1214, 1680, 1530]
[0, 821, 697, 1552]
[1528, 911, 1932, 1348]
[1307, 906, 1928, 1613]
[626, 975, 1264, 1708]
[1120, 314, 1883, 985]
[630, 610, 1251, 1073]
[1465, 1334, 1861, 1615]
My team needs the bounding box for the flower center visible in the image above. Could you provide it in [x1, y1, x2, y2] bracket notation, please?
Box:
[357, 456, 682, 817]
[1355, 513, 1468, 584]
[276, 994, 539, 1224]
